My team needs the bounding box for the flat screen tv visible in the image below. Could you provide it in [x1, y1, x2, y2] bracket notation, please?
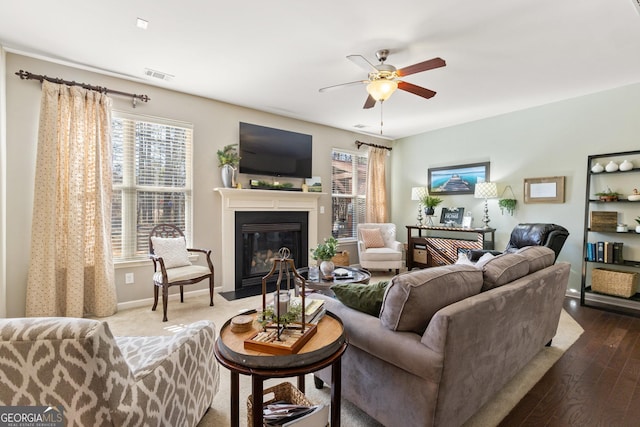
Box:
[239, 122, 312, 178]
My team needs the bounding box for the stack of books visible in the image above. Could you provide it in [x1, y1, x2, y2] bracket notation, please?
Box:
[586, 241, 624, 264]
[291, 297, 326, 324]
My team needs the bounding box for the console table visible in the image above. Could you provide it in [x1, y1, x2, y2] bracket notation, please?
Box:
[406, 225, 496, 270]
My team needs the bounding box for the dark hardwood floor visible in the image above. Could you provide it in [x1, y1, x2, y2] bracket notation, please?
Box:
[499, 297, 640, 427]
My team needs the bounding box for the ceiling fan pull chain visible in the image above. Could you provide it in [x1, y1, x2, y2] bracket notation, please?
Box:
[380, 101, 384, 135]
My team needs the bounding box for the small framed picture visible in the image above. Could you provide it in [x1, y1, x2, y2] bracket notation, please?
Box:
[462, 215, 473, 229]
[524, 176, 565, 204]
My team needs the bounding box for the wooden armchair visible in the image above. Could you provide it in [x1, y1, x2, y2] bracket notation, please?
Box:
[149, 224, 214, 321]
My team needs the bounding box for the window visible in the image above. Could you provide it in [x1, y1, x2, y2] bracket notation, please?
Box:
[112, 112, 193, 262]
[331, 149, 367, 240]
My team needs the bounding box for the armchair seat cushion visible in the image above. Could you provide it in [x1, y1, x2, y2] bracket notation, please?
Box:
[153, 265, 211, 284]
[359, 247, 403, 262]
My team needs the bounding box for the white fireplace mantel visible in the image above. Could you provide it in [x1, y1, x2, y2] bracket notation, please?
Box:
[214, 188, 324, 293]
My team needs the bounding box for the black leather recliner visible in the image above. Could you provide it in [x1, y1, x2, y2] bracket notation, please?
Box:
[468, 223, 569, 262]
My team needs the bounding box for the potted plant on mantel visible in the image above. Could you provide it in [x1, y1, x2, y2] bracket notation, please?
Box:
[311, 237, 338, 278]
[420, 194, 443, 216]
[216, 144, 240, 188]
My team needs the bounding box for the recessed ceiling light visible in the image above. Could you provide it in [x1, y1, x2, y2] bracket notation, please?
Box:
[136, 18, 149, 30]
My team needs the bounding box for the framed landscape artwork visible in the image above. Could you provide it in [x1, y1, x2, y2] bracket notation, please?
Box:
[428, 162, 490, 195]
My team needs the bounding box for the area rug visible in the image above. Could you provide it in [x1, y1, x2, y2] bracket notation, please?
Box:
[103, 290, 583, 427]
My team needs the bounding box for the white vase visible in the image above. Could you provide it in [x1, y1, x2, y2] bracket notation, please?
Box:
[220, 164, 235, 188]
[620, 160, 633, 171]
[605, 161, 619, 172]
[320, 260, 335, 277]
[591, 162, 604, 173]
[636, 225, 640, 234]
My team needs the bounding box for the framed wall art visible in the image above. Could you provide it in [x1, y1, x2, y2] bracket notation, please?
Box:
[428, 162, 490, 195]
[524, 176, 565, 204]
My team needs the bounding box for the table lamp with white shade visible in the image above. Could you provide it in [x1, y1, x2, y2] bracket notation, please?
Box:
[411, 186, 427, 226]
[474, 182, 498, 229]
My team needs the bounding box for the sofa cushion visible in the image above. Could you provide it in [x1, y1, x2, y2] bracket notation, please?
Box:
[360, 227, 385, 248]
[331, 280, 389, 316]
[380, 265, 483, 334]
[515, 246, 555, 273]
[480, 253, 529, 291]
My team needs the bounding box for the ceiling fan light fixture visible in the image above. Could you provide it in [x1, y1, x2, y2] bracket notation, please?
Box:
[366, 79, 398, 101]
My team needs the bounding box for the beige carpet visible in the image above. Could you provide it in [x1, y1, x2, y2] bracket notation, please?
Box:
[103, 284, 583, 427]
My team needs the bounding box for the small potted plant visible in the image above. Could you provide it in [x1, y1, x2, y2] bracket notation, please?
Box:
[420, 194, 443, 216]
[311, 236, 338, 277]
[216, 144, 240, 188]
[635, 216, 640, 234]
[595, 187, 621, 202]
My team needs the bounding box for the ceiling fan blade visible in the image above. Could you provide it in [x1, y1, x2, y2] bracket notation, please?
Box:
[396, 57, 446, 77]
[347, 54, 378, 72]
[363, 94, 376, 109]
[397, 81, 437, 99]
[319, 80, 367, 93]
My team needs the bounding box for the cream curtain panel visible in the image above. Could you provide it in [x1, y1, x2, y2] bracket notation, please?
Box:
[365, 146, 388, 223]
[26, 81, 117, 317]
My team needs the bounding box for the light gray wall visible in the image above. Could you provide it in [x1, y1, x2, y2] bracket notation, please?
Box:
[4, 52, 389, 317]
[391, 83, 640, 294]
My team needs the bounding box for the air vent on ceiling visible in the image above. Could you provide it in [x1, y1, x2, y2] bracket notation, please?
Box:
[144, 68, 174, 81]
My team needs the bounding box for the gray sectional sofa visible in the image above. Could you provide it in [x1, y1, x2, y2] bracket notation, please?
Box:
[313, 246, 570, 427]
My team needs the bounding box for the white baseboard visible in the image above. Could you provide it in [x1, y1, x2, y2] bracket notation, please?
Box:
[117, 286, 222, 311]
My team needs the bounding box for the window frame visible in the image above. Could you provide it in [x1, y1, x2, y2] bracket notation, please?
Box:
[111, 111, 194, 263]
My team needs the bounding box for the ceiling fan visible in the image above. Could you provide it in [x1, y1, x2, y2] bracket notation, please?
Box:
[319, 49, 446, 109]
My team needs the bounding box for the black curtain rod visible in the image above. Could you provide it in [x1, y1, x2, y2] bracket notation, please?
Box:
[15, 70, 150, 106]
[355, 140, 392, 151]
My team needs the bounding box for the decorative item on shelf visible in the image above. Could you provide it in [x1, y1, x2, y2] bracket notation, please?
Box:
[411, 186, 427, 226]
[617, 224, 629, 233]
[595, 187, 620, 202]
[628, 188, 640, 201]
[311, 236, 338, 278]
[620, 160, 634, 171]
[591, 162, 604, 173]
[216, 144, 240, 188]
[419, 193, 443, 226]
[635, 216, 640, 234]
[474, 181, 498, 229]
[605, 161, 619, 172]
[245, 247, 316, 355]
[498, 185, 517, 216]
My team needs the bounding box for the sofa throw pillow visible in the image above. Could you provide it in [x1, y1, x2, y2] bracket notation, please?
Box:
[360, 228, 385, 248]
[480, 253, 529, 291]
[380, 265, 483, 335]
[151, 237, 192, 268]
[475, 252, 495, 269]
[332, 280, 389, 317]
[455, 252, 475, 266]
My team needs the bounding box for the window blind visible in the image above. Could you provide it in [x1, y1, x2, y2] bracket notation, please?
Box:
[112, 112, 193, 262]
[331, 149, 367, 240]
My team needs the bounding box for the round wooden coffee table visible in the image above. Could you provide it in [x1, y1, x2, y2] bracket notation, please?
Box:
[214, 311, 347, 427]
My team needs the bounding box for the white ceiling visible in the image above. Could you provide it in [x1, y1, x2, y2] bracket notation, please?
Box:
[2, 0, 640, 140]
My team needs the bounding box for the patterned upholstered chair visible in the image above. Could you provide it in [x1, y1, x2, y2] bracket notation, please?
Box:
[0, 317, 219, 427]
[149, 224, 214, 321]
[357, 223, 405, 274]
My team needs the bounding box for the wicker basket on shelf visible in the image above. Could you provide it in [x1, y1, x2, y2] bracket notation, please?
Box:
[247, 382, 312, 427]
[591, 268, 639, 298]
